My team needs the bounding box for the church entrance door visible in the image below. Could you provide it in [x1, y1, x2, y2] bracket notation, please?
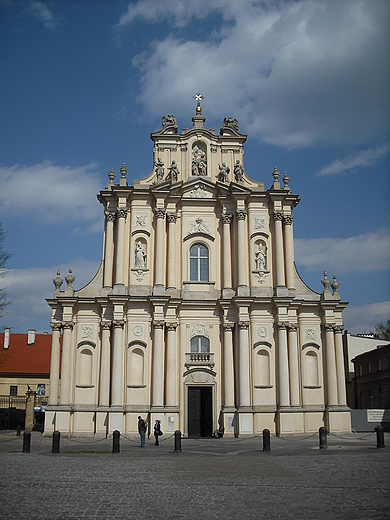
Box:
[188, 386, 212, 437]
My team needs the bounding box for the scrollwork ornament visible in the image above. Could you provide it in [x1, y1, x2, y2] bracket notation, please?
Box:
[221, 214, 232, 224]
[154, 208, 166, 219]
[334, 325, 344, 334]
[105, 211, 116, 223]
[236, 209, 247, 221]
[113, 320, 125, 329]
[166, 213, 178, 224]
[324, 323, 335, 332]
[273, 210, 284, 221]
[283, 214, 293, 225]
[50, 322, 62, 332]
[238, 321, 249, 330]
[62, 321, 74, 331]
[223, 323, 234, 331]
[166, 322, 178, 331]
[277, 322, 289, 330]
[117, 208, 128, 219]
[287, 323, 298, 332]
[153, 320, 165, 329]
[101, 320, 112, 330]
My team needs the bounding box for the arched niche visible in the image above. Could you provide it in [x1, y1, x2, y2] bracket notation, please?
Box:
[253, 342, 272, 388]
[75, 341, 96, 388]
[302, 344, 321, 388]
[127, 341, 147, 387]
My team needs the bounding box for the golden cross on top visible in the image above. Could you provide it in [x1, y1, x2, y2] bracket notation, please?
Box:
[194, 92, 204, 103]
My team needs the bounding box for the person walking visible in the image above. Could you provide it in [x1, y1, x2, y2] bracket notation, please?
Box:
[138, 416, 147, 447]
[154, 419, 162, 445]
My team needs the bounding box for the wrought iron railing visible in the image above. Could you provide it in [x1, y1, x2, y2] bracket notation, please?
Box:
[0, 395, 27, 410]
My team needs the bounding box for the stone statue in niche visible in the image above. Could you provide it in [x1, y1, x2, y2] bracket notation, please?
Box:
[234, 160, 244, 182]
[154, 158, 165, 181]
[135, 241, 147, 269]
[255, 244, 266, 271]
[217, 162, 230, 183]
[166, 160, 179, 182]
[191, 145, 207, 176]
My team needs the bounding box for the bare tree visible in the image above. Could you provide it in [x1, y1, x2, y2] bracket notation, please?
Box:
[0, 223, 12, 326]
[371, 319, 390, 341]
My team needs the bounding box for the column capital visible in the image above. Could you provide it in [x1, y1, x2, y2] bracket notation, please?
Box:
[116, 208, 128, 219]
[221, 214, 232, 224]
[223, 322, 235, 331]
[101, 320, 112, 330]
[153, 320, 165, 329]
[50, 322, 62, 331]
[273, 210, 284, 221]
[236, 209, 247, 221]
[334, 325, 344, 334]
[105, 210, 116, 222]
[287, 323, 298, 331]
[324, 323, 336, 332]
[62, 321, 74, 330]
[283, 214, 294, 225]
[277, 321, 289, 330]
[166, 212, 178, 223]
[154, 208, 166, 219]
[238, 321, 250, 330]
[113, 319, 125, 329]
[166, 322, 178, 331]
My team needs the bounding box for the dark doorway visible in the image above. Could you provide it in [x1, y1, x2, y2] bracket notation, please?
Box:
[188, 386, 212, 437]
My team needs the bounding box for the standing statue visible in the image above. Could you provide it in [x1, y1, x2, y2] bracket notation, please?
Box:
[234, 160, 244, 182]
[135, 241, 147, 269]
[191, 146, 207, 176]
[166, 160, 179, 182]
[255, 244, 266, 271]
[154, 158, 165, 181]
[217, 163, 230, 183]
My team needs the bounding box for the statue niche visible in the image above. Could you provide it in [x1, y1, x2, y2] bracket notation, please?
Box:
[254, 240, 268, 284]
[132, 239, 148, 282]
[191, 142, 207, 176]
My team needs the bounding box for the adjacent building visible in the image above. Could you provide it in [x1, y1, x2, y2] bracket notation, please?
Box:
[45, 102, 350, 437]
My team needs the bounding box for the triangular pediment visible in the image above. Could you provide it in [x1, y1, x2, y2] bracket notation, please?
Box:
[178, 177, 219, 200]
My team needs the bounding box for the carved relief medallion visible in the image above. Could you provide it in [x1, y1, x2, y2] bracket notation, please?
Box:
[81, 325, 93, 340]
[257, 325, 269, 340]
[253, 216, 266, 231]
[305, 328, 317, 341]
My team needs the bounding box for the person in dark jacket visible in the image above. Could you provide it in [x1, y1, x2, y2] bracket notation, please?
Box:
[154, 419, 162, 445]
[138, 416, 147, 447]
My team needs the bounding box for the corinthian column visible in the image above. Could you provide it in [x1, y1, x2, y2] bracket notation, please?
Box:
[273, 211, 286, 287]
[152, 320, 165, 407]
[283, 214, 294, 290]
[165, 323, 177, 407]
[236, 209, 248, 288]
[324, 324, 338, 406]
[166, 213, 177, 289]
[111, 320, 124, 406]
[334, 326, 347, 406]
[222, 215, 232, 290]
[103, 211, 116, 288]
[238, 321, 250, 408]
[99, 321, 111, 407]
[114, 208, 127, 286]
[287, 324, 300, 406]
[277, 322, 290, 407]
[154, 209, 166, 289]
[59, 322, 73, 406]
[48, 322, 62, 406]
[223, 323, 235, 408]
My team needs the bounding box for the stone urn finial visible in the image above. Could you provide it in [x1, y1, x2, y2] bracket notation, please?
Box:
[119, 162, 128, 186]
[321, 269, 331, 293]
[108, 167, 116, 187]
[282, 171, 290, 190]
[53, 269, 63, 295]
[331, 273, 340, 297]
[65, 267, 75, 289]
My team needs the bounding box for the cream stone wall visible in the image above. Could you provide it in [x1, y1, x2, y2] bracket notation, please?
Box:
[44, 106, 350, 437]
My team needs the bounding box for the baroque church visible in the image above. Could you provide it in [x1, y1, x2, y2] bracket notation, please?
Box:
[45, 98, 351, 437]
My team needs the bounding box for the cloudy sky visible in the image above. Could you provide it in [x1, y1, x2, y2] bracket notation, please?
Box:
[0, 0, 389, 334]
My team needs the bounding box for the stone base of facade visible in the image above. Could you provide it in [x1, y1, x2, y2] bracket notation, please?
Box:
[276, 407, 305, 434]
[324, 406, 351, 433]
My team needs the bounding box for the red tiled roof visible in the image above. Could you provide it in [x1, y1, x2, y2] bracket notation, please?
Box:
[0, 333, 53, 375]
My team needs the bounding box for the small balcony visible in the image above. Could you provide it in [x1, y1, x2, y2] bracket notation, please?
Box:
[185, 352, 214, 369]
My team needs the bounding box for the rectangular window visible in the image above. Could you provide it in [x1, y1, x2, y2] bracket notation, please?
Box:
[377, 359, 382, 371]
[368, 363, 372, 374]
[358, 365, 363, 376]
[10, 386, 17, 396]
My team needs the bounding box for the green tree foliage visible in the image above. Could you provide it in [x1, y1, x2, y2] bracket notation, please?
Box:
[0, 223, 12, 324]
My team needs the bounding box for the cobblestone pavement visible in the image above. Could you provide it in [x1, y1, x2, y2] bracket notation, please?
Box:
[0, 431, 389, 519]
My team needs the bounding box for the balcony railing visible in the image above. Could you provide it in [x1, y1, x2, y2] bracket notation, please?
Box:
[185, 352, 214, 369]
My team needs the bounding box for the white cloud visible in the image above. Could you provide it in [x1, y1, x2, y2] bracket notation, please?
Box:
[23, 1, 58, 29]
[2, 259, 100, 332]
[343, 301, 390, 335]
[295, 228, 390, 273]
[317, 144, 390, 176]
[0, 161, 103, 227]
[119, 0, 390, 148]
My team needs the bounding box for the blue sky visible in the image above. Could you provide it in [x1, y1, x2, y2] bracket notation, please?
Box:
[0, 0, 389, 334]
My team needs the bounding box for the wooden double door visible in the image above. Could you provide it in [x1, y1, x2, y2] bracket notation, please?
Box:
[188, 386, 212, 437]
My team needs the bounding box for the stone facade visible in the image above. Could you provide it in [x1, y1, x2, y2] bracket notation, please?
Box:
[45, 103, 350, 436]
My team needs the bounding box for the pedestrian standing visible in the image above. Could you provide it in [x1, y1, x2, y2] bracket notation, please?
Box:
[154, 419, 162, 445]
[138, 416, 147, 447]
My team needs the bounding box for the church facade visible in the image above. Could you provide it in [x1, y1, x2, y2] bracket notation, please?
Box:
[45, 101, 351, 437]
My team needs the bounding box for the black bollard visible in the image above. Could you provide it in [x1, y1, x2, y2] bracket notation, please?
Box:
[16, 425, 21, 437]
[112, 430, 120, 453]
[174, 430, 182, 453]
[262, 428, 271, 452]
[374, 424, 385, 449]
[23, 431, 31, 453]
[319, 426, 327, 449]
[52, 430, 61, 454]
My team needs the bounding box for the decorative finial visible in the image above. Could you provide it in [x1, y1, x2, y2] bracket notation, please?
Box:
[53, 269, 63, 294]
[108, 167, 116, 186]
[282, 171, 290, 190]
[272, 166, 280, 183]
[65, 267, 75, 289]
[119, 162, 128, 186]
[193, 92, 204, 114]
[321, 269, 331, 293]
[331, 273, 340, 296]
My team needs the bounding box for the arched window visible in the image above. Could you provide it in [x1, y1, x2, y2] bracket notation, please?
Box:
[190, 336, 210, 353]
[190, 243, 209, 282]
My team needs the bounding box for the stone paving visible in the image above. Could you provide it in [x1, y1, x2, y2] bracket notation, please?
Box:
[0, 430, 389, 519]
